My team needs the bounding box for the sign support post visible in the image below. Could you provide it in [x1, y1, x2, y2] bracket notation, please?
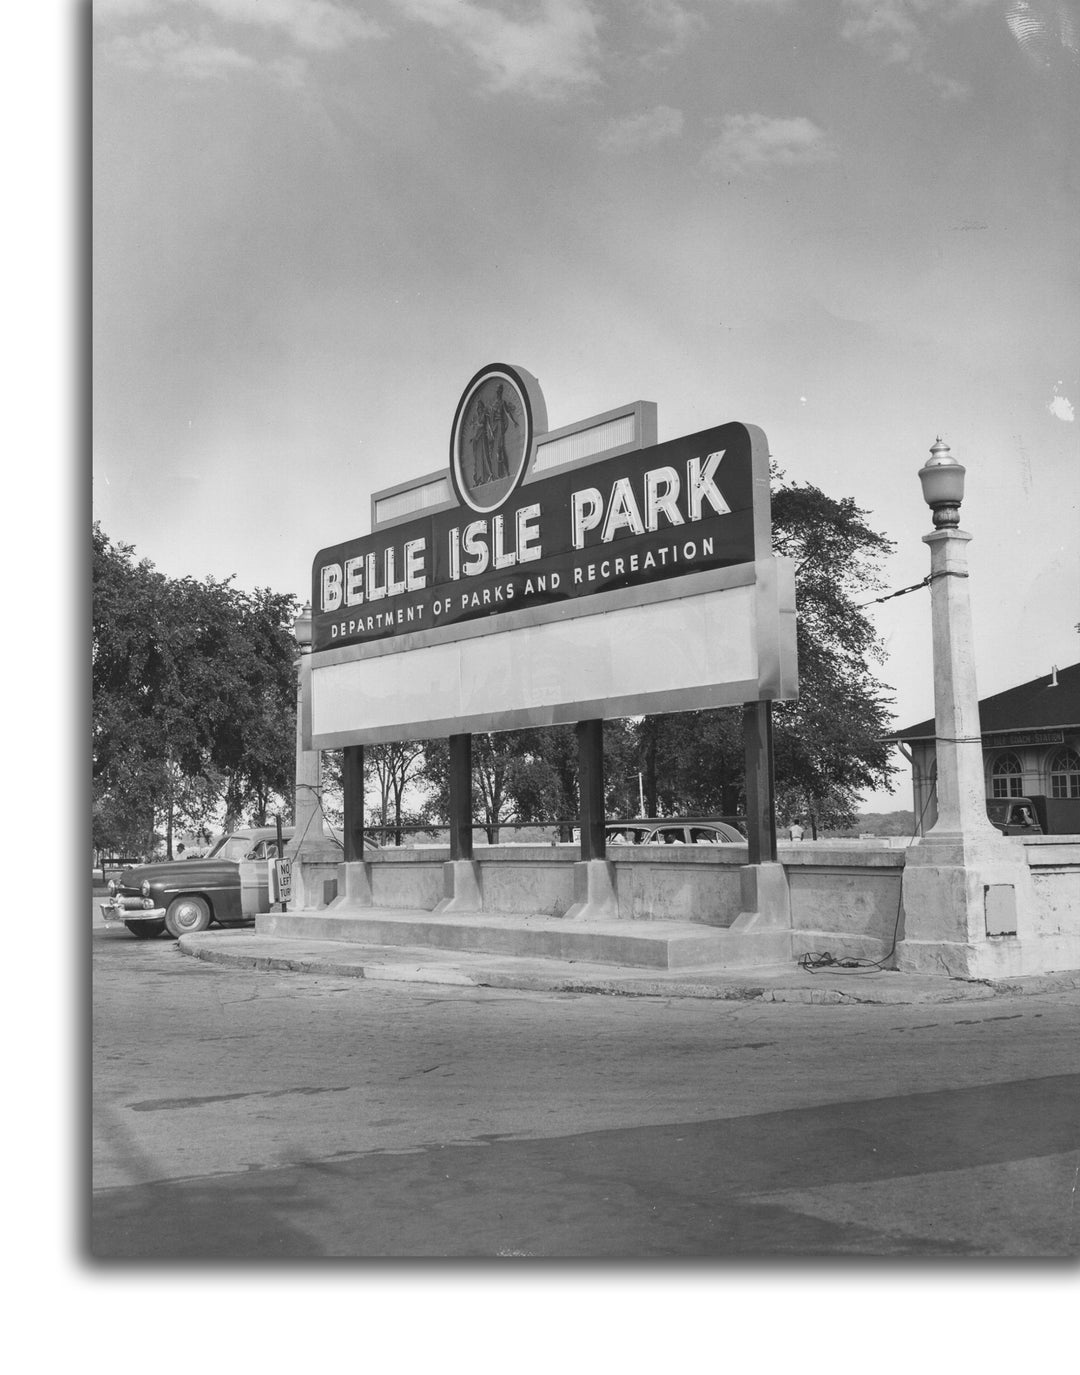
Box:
[342, 745, 365, 861]
[564, 717, 617, 920]
[330, 742, 374, 909]
[577, 719, 606, 861]
[434, 732, 484, 913]
[448, 734, 473, 861]
[743, 702, 777, 865]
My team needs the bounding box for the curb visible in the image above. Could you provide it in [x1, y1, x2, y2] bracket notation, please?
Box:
[177, 934, 1080, 1005]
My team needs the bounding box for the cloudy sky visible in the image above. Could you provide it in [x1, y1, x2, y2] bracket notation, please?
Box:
[91, 0, 1078, 806]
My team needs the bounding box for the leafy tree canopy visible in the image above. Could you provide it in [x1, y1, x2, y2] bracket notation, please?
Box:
[634, 471, 898, 833]
[92, 524, 298, 857]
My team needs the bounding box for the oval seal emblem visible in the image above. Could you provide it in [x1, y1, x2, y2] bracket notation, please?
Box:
[449, 364, 547, 515]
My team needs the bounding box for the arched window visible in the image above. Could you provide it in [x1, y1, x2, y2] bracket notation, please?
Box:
[1050, 748, 1080, 799]
[991, 752, 1023, 798]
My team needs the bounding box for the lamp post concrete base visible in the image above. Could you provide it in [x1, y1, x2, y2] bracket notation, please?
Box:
[899, 832, 1036, 979]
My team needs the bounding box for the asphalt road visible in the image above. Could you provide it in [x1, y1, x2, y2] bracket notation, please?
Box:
[90, 912, 1080, 1259]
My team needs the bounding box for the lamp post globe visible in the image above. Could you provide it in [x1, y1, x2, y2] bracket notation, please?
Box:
[918, 438, 966, 529]
[293, 601, 313, 649]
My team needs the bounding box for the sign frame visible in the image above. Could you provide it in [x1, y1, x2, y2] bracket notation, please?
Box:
[307, 374, 796, 751]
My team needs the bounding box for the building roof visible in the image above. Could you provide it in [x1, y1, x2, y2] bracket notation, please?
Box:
[888, 661, 1080, 742]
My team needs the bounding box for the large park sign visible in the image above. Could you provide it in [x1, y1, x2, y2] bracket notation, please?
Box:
[308, 365, 798, 749]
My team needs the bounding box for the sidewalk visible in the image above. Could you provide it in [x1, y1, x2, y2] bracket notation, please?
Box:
[177, 929, 1080, 1005]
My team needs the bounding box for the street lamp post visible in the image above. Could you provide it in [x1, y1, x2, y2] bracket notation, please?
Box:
[279, 602, 324, 912]
[915, 441, 999, 843]
[290, 603, 320, 848]
[898, 440, 1034, 978]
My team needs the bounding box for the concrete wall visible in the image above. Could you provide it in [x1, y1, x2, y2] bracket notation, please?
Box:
[1024, 836, 1080, 971]
[785, 846, 906, 962]
[292, 837, 1078, 973]
[611, 848, 745, 925]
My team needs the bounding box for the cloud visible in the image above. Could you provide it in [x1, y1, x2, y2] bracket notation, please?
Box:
[631, 0, 707, 58]
[184, 0, 386, 50]
[598, 104, 684, 152]
[838, 0, 996, 95]
[99, 23, 259, 80]
[95, 0, 386, 87]
[702, 113, 837, 176]
[390, 0, 604, 98]
[1049, 391, 1075, 421]
[94, 0, 164, 16]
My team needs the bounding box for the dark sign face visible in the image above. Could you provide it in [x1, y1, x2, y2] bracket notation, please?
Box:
[449, 365, 536, 514]
[313, 419, 771, 653]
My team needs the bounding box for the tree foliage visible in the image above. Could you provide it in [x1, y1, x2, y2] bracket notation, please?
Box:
[769, 473, 898, 831]
[417, 721, 640, 840]
[634, 473, 898, 832]
[92, 524, 298, 856]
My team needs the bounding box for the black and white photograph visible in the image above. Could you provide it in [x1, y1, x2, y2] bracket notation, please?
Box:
[44, 0, 1080, 1351]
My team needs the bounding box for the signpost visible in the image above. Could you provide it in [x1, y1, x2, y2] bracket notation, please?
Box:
[274, 858, 293, 908]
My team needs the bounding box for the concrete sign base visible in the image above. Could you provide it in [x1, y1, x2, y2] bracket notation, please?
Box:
[563, 860, 619, 922]
[432, 860, 484, 914]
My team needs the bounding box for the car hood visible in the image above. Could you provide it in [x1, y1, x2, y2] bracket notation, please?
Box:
[116, 857, 239, 888]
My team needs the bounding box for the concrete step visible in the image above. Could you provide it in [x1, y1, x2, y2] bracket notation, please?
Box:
[255, 908, 789, 971]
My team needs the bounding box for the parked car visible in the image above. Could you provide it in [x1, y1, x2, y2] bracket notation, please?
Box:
[99, 827, 300, 939]
[605, 821, 745, 845]
[986, 798, 1044, 836]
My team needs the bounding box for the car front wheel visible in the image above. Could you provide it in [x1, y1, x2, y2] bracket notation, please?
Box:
[125, 919, 166, 939]
[164, 894, 212, 938]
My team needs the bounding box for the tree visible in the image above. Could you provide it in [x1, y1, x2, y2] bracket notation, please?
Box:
[92, 525, 299, 856]
[367, 741, 427, 844]
[769, 473, 898, 832]
[416, 720, 641, 841]
[420, 734, 523, 842]
[197, 580, 299, 829]
[631, 472, 898, 830]
[636, 711, 743, 820]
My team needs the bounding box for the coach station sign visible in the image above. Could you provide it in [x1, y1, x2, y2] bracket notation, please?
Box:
[307, 365, 797, 748]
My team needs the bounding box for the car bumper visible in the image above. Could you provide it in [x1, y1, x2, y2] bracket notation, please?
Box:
[99, 897, 167, 927]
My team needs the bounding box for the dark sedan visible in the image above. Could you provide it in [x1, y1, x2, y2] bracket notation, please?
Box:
[99, 827, 298, 939]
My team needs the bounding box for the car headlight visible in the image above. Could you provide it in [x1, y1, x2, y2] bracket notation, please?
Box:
[107, 880, 118, 896]
[140, 879, 152, 898]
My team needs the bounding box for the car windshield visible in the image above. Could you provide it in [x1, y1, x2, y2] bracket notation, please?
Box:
[205, 835, 258, 863]
[607, 826, 653, 844]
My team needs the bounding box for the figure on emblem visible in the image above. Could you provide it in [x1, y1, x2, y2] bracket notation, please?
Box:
[490, 382, 520, 478]
[470, 397, 494, 485]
